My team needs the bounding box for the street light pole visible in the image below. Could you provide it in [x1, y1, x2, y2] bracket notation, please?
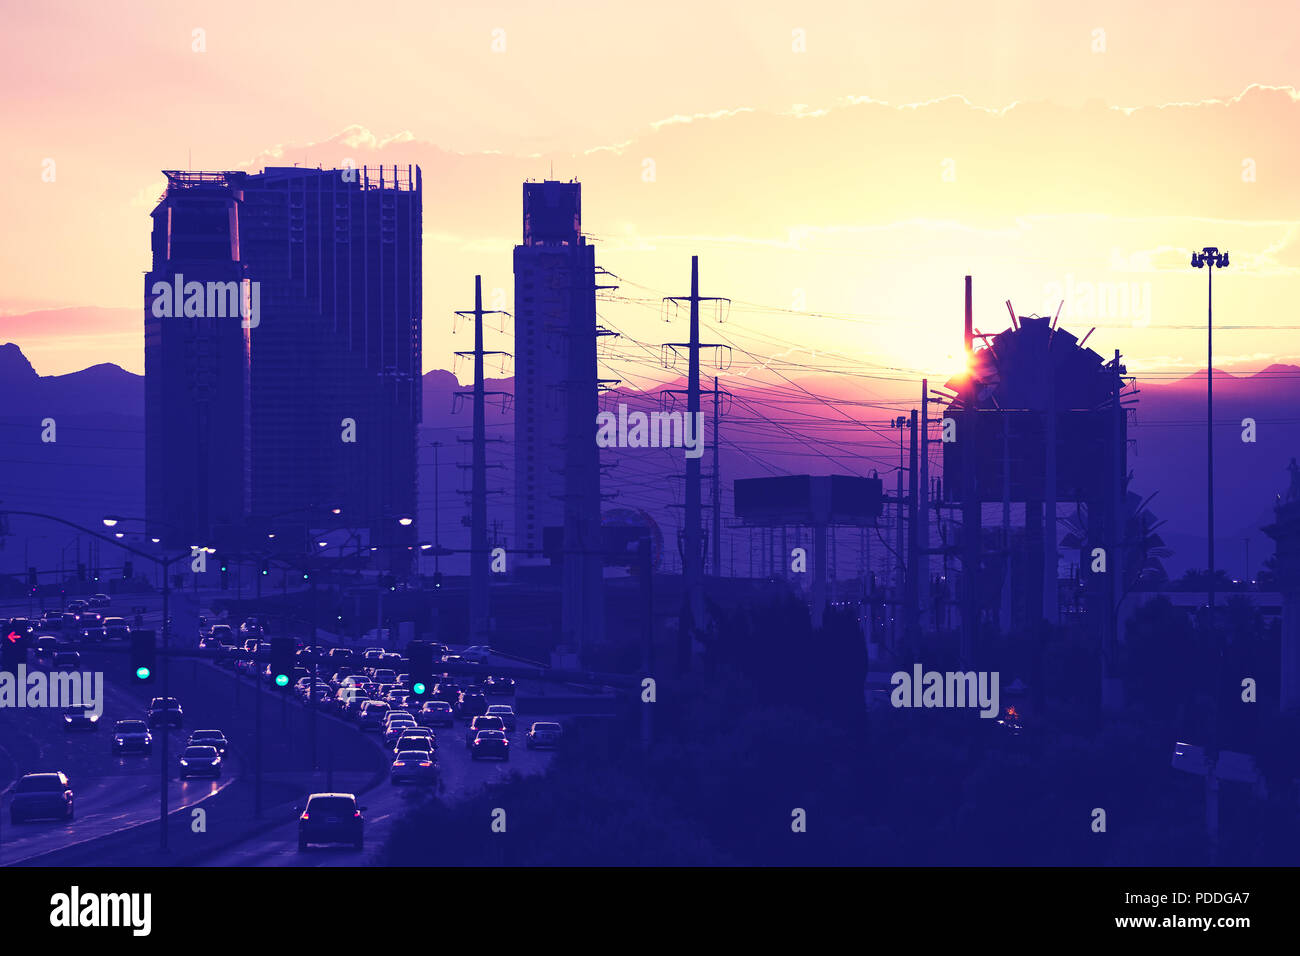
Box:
[1191, 248, 1229, 649]
[160, 553, 172, 851]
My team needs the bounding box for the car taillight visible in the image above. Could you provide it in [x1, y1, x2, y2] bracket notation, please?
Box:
[419, 761, 432, 767]
[300, 812, 309, 821]
[353, 810, 362, 818]
[393, 761, 405, 767]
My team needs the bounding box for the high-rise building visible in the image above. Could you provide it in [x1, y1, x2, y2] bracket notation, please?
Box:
[512, 180, 604, 646]
[513, 180, 586, 557]
[146, 165, 422, 566]
[145, 171, 251, 550]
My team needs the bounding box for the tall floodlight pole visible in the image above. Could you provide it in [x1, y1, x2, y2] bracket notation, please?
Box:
[1191, 248, 1229, 655]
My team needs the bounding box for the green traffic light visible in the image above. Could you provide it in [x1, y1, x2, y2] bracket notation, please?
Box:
[275, 673, 289, 687]
[412, 682, 426, 695]
[136, 666, 151, 680]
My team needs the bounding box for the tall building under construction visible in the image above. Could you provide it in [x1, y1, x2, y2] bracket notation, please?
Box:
[145, 166, 422, 564]
[512, 180, 604, 645]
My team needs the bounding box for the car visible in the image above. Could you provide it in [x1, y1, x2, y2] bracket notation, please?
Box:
[432, 682, 461, 706]
[371, 668, 398, 685]
[208, 623, 234, 643]
[456, 690, 488, 721]
[461, 645, 492, 663]
[62, 705, 100, 731]
[383, 720, 419, 746]
[393, 727, 436, 753]
[470, 729, 509, 761]
[485, 675, 516, 696]
[74, 611, 103, 630]
[526, 721, 563, 749]
[9, 772, 74, 823]
[147, 697, 183, 728]
[33, 636, 59, 664]
[297, 792, 365, 851]
[112, 719, 153, 754]
[101, 616, 130, 640]
[90, 593, 111, 608]
[240, 618, 263, 639]
[51, 650, 81, 671]
[390, 750, 437, 785]
[356, 701, 390, 731]
[80, 624, 108, 643]
[328, 647, 354, 664]
[484, 704, 517, 731]
[67, 600, 89, 613]
[340, 696, 371, 720]
[179, 745, 223, 779]
[465, 714, 506, 746]
[187, 729, 228, 756]
[6, 617, 34, 637]
[417, 700, 455, 728]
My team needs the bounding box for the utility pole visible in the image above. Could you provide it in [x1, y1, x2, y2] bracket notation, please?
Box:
[906, 408, 920, 651]
[960, 274, 980, 666]
[1103, 349, 1126, 712]
[891, 416, 907, 651]
[712, 375, 723, 577]
[431, 441, 442, 574]
[663, 256, 729, 660]
[454, 276, 508, 641]
[919, 379, 930, 630]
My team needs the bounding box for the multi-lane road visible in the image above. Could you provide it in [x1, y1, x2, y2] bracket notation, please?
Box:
[1, 588, 565, 866]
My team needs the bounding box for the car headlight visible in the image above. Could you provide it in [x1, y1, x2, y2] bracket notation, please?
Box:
[180, 760, 189, 766]
[210, 758, 220, 765]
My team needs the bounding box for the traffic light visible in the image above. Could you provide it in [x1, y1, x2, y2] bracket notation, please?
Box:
[220, 565, 229, 590]
[27, 567, 37, 590]
[383, 574, 396, 591]
[408, 640, 434, 700]
[130, 630, 156, 683]
[269, 637, 295, 688]
[433, 571, 443, 589]
[77, 563, 87, 582]
[123, 560, 133, 580]
[260, 560, 269, 576]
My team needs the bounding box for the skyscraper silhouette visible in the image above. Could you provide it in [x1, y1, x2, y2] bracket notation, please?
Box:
[512, 180, 604, 646]
[146, 165, 422, 565]
[145, 171, 251, 550]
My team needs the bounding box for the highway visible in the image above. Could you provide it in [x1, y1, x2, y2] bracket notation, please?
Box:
[1, 587, 571, 867]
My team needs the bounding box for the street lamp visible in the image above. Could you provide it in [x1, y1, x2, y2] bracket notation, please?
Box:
[1191, 247, 1229, 642]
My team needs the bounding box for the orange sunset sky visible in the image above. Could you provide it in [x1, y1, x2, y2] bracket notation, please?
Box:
[1, 0, 1298, 388]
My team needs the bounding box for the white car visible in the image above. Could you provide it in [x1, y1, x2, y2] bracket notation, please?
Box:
[484, 704, 516, 731]
[461, 645, 492, 663]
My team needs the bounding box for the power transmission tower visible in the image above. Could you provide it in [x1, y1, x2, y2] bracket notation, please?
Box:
[662, 256, 729, 662]
[453, 276, 510, 640]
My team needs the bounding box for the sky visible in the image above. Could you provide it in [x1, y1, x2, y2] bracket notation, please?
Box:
[1, 0, 1298, 386]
